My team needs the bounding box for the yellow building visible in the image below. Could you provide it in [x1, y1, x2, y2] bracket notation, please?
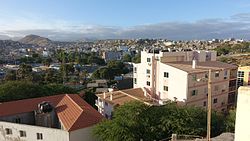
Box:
[237, 66, 250, 87]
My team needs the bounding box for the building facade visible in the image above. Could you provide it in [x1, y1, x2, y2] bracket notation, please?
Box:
[235, 86, 250, 141]
[102, 51, 122, 62]
[95, 88, 154, 119]
[0, 94, 103, 141]
[133, 49, 238, 111]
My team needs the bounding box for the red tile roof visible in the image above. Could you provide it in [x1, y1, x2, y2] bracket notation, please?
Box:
[0, 94, 103, 131]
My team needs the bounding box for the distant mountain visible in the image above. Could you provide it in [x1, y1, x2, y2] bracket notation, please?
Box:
[0, 35, 12, 40]
[19, 34, 52, 46]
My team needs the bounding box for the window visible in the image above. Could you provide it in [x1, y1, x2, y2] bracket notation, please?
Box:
[20, 130, 26, 137]
[5, 128, 12, 135]
[37, 133, 43, 140]
[213, 98, 218, 104]
[224, 70, 228, 79]
[205, 73, 208, 79]
[238, 71, 244, 77]
[134, 67, 137, 73]
[147, 58, 151, 62]
[191, 90, 198, 96]
[15, 117, 21, 123]
[146, 69, 150, 74]
[237, 78, 244, 87]
[146, 81, 150, 86]
[134, 78, 137, 84]
[215, 71, 220, 77]
[203, 101, 206, 106]
[163, 86, 168, 91]
[164, 72, 169, 78]
[192, 74, 197, 81]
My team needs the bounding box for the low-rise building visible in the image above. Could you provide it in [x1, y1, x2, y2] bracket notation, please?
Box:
[95, 88, 155, 119]
[102, 51, 122, 62]
[0, 94, 103, 141]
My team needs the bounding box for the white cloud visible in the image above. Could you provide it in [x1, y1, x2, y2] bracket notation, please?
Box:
[1, 13, 250, 40]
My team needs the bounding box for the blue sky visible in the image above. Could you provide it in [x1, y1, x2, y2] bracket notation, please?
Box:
[1, 0, 250, 40]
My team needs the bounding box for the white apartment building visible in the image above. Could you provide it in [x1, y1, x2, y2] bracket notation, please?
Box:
[0, 94, 103, 141]
[133, 49, 238, 111]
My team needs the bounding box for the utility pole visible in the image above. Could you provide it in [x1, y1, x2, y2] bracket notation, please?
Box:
[207, 69, 212, 141]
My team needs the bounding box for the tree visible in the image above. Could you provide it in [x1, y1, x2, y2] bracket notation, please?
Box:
[132, 54, 141, 63]
[42, 57, 53, 66]
[44, 69, 62, 84]
[93, 102, 224, 141]
[123, 54, 132, 62]
[79, 70, 89, 84]
[99, 67, 114, 80]
[16, 64, 33, 80]
[83, 91, 98, 109]
[224, 109, 236, 132]
[93, 101, 148, 141]
[215, 45, 231, 56]
[0, 81, 77, 102]
[60, 63, 75, 82]
[4, 70, 16, 81]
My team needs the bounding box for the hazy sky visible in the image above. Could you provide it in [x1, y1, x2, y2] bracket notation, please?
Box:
[1, 0, 250, 40]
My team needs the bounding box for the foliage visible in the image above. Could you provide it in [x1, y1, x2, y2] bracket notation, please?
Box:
[93, 102, 224, 141]
[42, 57, 53, 66]
[223, 109, 236, 132]
[215, 45, 231, 56]
[4, 70, 17, 81]
[91, 61, 128, 80]
[56, 50, 105, 65]
[83, 90, 98, 109]
[16, 64, 33, 81]
[132, 54, 141, 63]
[0, 81, 77, 102]
[44, 69, 63, 84]
[123, 54, 132, 62]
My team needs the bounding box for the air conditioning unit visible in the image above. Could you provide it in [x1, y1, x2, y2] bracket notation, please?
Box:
[148, 63, 151, 66]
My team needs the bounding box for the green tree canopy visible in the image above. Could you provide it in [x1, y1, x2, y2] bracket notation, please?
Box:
[0, 81, 77, 102]
[123, 54, 132, 62]
[93, 101, 224, 141]
[132, 54, 141, 63]
[224, 109, 236, 132]
[17, 64, 33, 80]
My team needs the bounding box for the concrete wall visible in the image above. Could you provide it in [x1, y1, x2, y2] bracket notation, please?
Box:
[69, 126, 98, 141]
[186, 70, 232, 111]
[0, 121, 69, 141]
[235, 86, 250, 141]
[157, 63, 188, 102]
[96, 98, 113, 119]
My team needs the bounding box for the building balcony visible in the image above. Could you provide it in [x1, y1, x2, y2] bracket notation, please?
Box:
[229, 86, 236, 92]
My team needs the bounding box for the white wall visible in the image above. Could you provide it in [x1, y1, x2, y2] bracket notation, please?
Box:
[157, 63, 188, 101]
[69, 126, 98, 141]
[0, 121, 69, 141]
[235, 86, 250, 141]
[96, 98, 113, 119]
